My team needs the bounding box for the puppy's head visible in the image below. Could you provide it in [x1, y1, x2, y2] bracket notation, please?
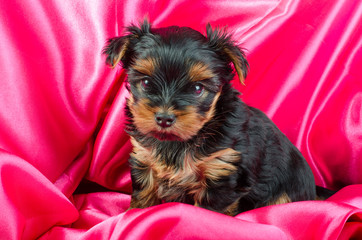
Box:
[103, 20, 248, 141]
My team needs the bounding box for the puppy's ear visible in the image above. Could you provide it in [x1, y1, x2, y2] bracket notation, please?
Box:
[103, 36, 131, 68]
[103, 19, 151, 68]
[206, 24, 249, 84]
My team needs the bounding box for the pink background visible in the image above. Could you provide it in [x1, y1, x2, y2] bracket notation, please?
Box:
[0, 0, 361, 239]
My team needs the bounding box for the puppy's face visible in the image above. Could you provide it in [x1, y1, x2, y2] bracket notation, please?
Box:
[104, 21, 248, 141]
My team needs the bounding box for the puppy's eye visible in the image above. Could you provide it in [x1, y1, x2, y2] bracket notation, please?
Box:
[193, 83, 204, 97]
[141, 78, 150, 90]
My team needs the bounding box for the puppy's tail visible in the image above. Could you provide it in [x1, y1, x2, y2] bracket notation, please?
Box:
[316, 185, 337, 200]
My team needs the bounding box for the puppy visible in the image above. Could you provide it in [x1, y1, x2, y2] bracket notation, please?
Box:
[103, 20, 316, 216]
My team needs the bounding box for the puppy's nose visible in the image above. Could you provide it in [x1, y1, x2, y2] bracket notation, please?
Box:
[155, 112, 176, 128]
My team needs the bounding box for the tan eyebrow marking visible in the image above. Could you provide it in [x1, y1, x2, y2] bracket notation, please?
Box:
[189, 62, 215, 82]
[132, 57, 157, 76]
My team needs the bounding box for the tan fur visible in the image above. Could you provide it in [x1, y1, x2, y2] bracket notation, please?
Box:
[204, 91, 220, 123]
[172, 106, 208, 140]
[128, 91, 221, 141]
[111, 39, 130, 67]
[130, 138, 240, 208]
[224, 199, 240, 216]
[224, 48, 245, 85]
[189, 62, 215, 82]
[267, 192, 292, 206]
[128, 96, 161, 135]
[192, 148, 240, 204]
[131, 57, 157, 76]
[197, 148, 239, 182]
[129, 138, 163, 208]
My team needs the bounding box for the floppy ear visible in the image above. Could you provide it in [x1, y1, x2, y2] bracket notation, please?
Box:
[103, 36, 131, 68]
[206, 24, 249, 85]
[103, 19, 152, 68]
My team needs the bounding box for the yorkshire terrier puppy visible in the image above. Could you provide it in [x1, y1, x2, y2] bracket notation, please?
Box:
[103, 20, 316, 216]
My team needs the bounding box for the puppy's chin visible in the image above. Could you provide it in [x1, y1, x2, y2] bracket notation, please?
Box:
[150, 132, 184, 142]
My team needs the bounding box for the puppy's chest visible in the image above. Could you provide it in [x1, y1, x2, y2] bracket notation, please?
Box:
[130, 138, 240, 203]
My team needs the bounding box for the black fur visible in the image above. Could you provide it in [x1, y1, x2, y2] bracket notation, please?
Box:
[103, 20, 317, 215]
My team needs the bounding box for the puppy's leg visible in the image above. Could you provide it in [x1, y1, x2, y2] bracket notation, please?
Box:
[130, 190, 161, 209]
[267, 192, 292, 206]
[129, 158, 161, 209]
[194, 148, 242, 216]
[223, 199, 241, 216]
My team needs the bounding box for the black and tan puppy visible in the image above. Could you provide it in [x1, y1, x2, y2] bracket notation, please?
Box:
[103, 20, 316, 216]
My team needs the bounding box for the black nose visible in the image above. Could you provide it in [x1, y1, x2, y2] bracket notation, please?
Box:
[155, 113, 176, 128]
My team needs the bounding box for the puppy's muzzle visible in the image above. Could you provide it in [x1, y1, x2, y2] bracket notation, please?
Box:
[155, 112, 176, 128]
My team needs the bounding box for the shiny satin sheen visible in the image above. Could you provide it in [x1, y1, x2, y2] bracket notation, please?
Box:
[0, 0, 361, 239]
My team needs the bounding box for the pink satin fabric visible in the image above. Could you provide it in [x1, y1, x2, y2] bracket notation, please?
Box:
[0, 0, 361, 239]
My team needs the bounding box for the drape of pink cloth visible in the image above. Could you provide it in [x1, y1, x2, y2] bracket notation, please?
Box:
[0, 1, 361, 239]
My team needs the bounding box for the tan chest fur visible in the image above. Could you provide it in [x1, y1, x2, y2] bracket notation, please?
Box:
[130, 137, 240, 205]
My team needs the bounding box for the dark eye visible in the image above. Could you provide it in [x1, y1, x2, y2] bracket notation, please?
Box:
[141, 78, 150, 90]
[193, 83, 204, 96]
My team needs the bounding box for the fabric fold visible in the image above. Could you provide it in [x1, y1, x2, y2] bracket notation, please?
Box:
[0, 0, 361, 239]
